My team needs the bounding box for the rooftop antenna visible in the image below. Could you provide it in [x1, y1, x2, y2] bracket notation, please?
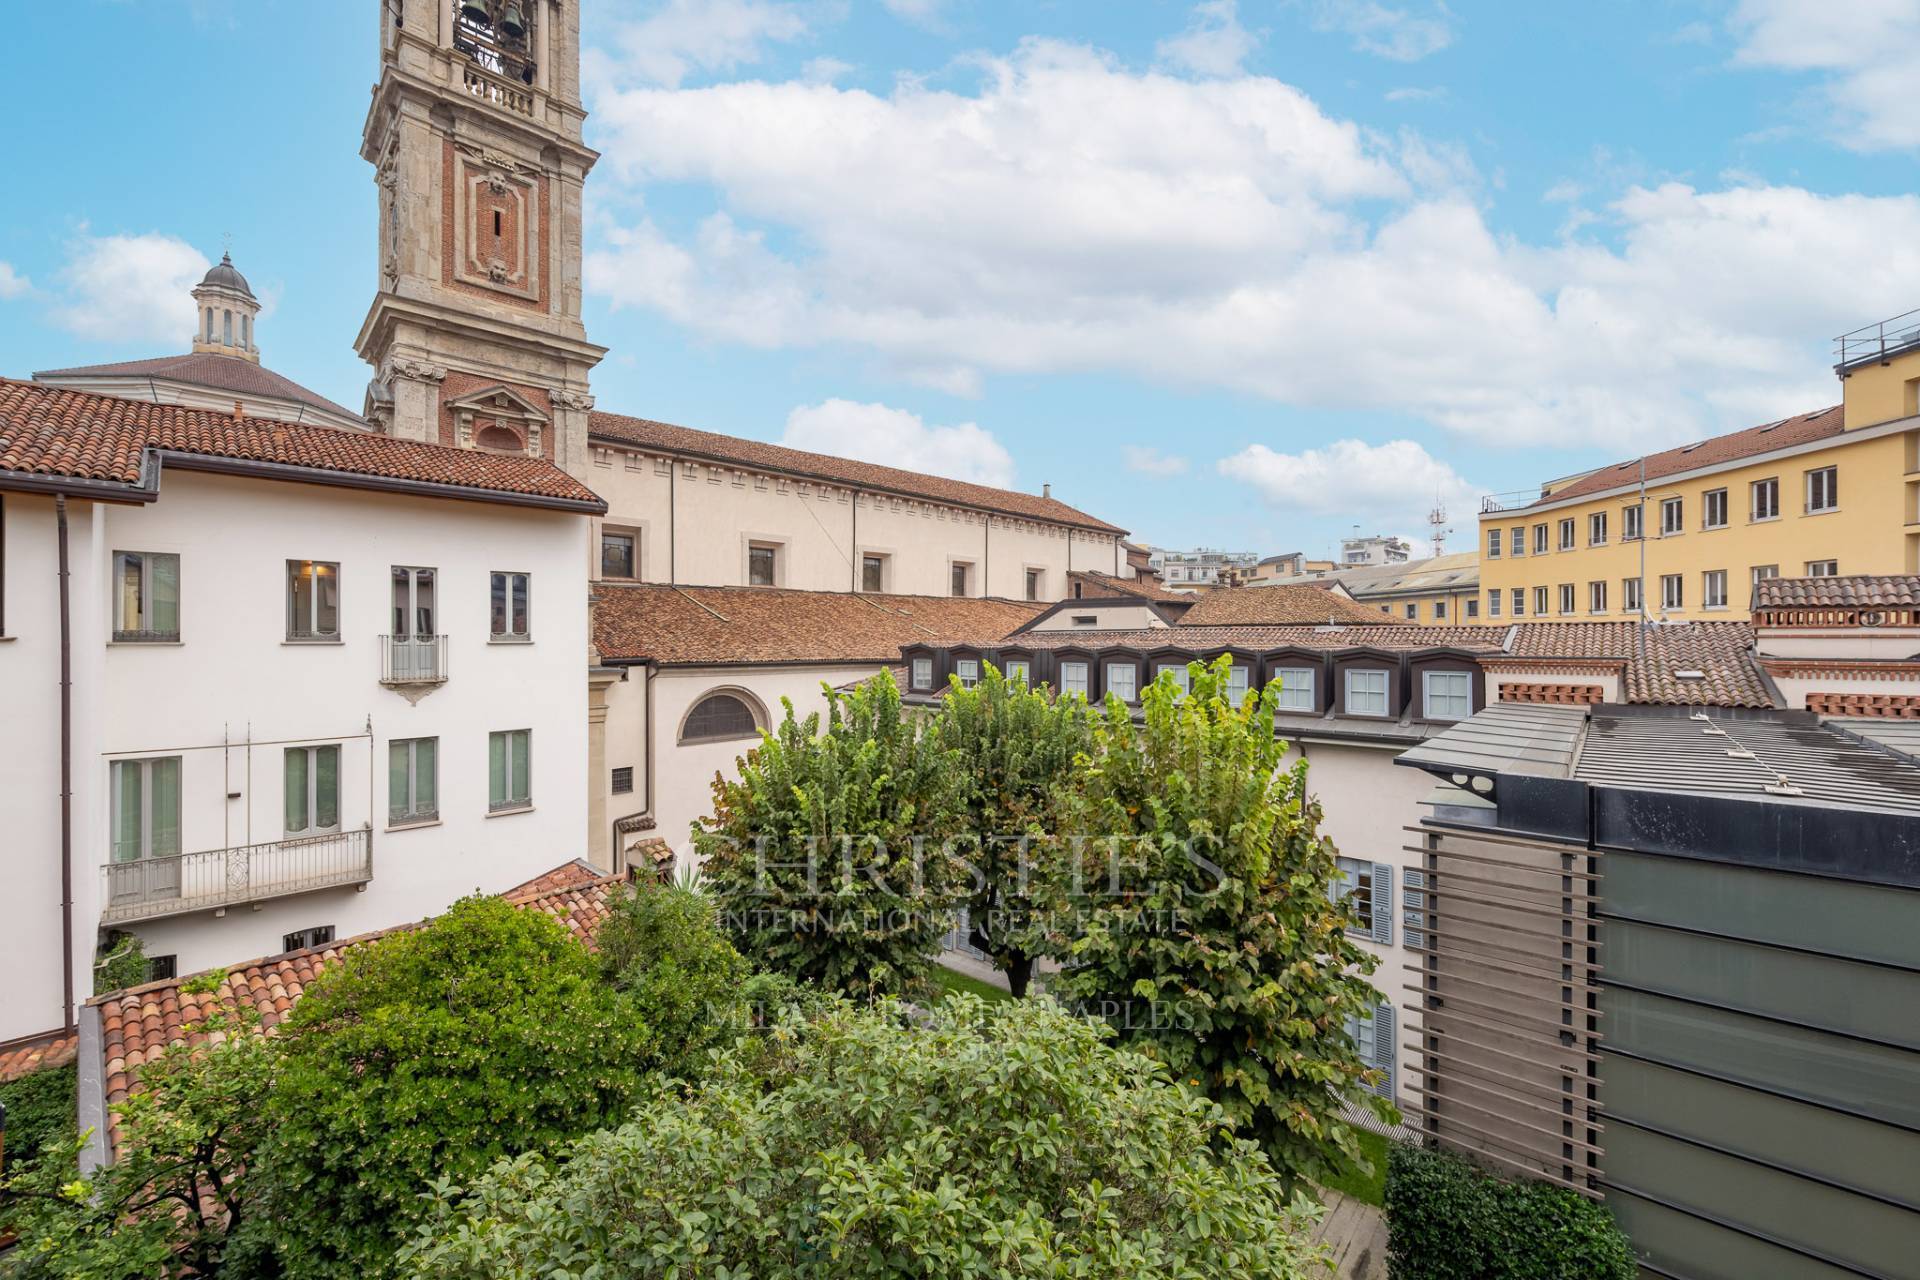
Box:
[1428, 497, 1449, 558]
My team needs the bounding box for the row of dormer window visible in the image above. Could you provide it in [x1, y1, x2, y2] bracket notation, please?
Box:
[1485, 469, 1838, 558]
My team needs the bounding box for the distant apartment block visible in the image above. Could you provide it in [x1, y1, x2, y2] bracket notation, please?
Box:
[1341, 533, 1412, 566]
[1145, 546, 1260, 590]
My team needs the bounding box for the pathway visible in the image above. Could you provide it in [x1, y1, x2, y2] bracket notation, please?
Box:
[1309, 1189, 1389, 1279]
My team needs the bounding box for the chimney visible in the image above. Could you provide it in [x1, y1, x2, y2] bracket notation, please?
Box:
[233, 401, 245, 420]
[1042, 483, 1052, 498]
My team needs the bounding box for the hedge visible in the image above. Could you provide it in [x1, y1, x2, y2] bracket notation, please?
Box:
[1385, 1142, 1634, 1280]
[0, 1063, 77, 1175]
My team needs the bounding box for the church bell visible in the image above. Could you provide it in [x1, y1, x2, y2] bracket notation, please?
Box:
[459, 0, 492, 26]
[498, 1, 527, 41]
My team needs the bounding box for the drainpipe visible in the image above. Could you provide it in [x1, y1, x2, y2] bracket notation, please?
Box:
[669, 462, 677, 586]
[57, 496, 75, 1037]
[983, 514, 990, 596]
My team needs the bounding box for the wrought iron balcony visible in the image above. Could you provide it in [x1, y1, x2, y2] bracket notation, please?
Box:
[101, 828, 372, 925]
[381, 634, 448, 685]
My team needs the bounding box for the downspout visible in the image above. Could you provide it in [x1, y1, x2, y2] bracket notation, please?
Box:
[56, 496, 74, 1036]
[983, 513, 990, 596]
[669, 462, 678, 586]
[850, 493, 858, 593]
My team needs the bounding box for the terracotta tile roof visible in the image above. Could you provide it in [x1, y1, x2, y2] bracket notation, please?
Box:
[1501, 405, 1843, 511]
[0, 378, 605, 510]
[1808, 692, 1920, 718]
[1753, 574, 1920, 610]
[1067, 570, 1191, 604]
[501, 858, 606, 902]
[0, 1028, 78, 1082]
[1177, 584, 1402, 628]
[593, 583, 1043, 666]
[1500, 683, 1606, 706]
[590, 410, 1125, 534]
[35, 353, 363, 424]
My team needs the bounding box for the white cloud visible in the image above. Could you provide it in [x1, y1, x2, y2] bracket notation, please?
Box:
[1123, 445, 1190, 476]
[1729, 0, 1920, 150]
[1384, 85, 1446, 103]
[585, 38, 1920, 452]
[1219, 438, 1478, 535]
[595, 0, 816, 88]
[881, 0, 948, 29]
[0, 262, 29, 299]
[802, 55, 853, 83]
[1308, 0, 1453, 63]
[50, 233, 208, 344]
[1157, 0, 1259, 78]
[781, 398, 1017, 487]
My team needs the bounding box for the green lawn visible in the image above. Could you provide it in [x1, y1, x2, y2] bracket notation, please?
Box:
[932, 964, 1016, 1003]
[1316, 1127, 1391, 1207]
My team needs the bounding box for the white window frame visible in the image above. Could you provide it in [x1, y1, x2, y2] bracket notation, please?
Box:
[1703, 569, 1728, 609]
[1333, 856, 1376, 938]
[284, 744, 342, 837]
[1487, 528, 1502, 559]
[1533, 524, 1548, 555]
[1060, 661, 1090, 698]
[1155, 661, 1191, 695]
[1751, 565, 1779, 592]
[490, 571, 531, 641]
[955, 658, 980, 689]
[1589, 580, 1607, 614]
[1104, 661, 1138, 703]
[1751, 477, 1780, 522]
[1661, 497, 1684, 536]
[1534, 586, 1549, 616]
[1227, 664, 1250, 706]
[1558, 583, 1575, 615]
[1702, 488, 1729, 530]
[389, 737, 438, 826]
[1511, 588, 1525, 617]
[1423, 670, 1472, 721]
[1623, 577, 1643, 614]
[1558, 518, 1575, 551]
[1807, 559, 1838, 578]
[1345, 668, 1390, 717]
[109, 756, 183, 863]
[114, 550, 181, 641]
[489, 729, 532, 813]
[1510, 525, 1526, 557]
[1623, 503, 1643, 541]
[390, 565, 437, 640]
[1589, 511, 1608, 546]
[1806, 466, 1838, 514]
[1661, 573, 1684, 611]
[1005, 659, 1030, 686]
[1487, 590, 1502, 619]
[911, 657, 934, 690]
[1274, 667, 1316, 712]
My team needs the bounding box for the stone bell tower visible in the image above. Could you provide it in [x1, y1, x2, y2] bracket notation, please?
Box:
[356, 0, 605, 478]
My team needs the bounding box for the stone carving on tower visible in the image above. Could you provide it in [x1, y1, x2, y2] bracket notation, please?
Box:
[356, 0, 604, 478]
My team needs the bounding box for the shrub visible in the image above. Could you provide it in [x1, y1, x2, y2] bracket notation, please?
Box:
[401, 996, 1328, 1279]
[1385, 1143, 1635, 1280]
[255, 895, 657, 1280]
[595, 881, 751, 1075]
[0, 1064, 76, 1178]
[697, 673, 966, 1000]
[1049, 657, 1393, 1188]
[93, 933, 149, 994]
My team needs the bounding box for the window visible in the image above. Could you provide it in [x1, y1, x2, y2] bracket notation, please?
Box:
[1071, 614, 1098, 627]
[1005, 660, 1030, 686]
[955, 658, 980, 689]
[1104, 662, 1137, 703]
[285, 560, 338, 640]
[1060, 661, 1090, 698]
[951, 562, 972, 597]
[1465, 597, 1479, 619]
[861, 555, 885, 593]
[241, 313, 250, 349]
[1487, 528, 1502, 558]
[1558, 583, 1575, 615]
[1025, 568, 1042, 601]
[1589, 580, 1607, 613]
[389, 737, 438, 825]
[1510, 525, 1526, 557]
[1661, 573, 1684, 611]
[680, 695, 758, 743]
[204, 308, 214, 342]
[1751, 477, 1780, 522]
[1345, 668, 1389, 716]
[1347, 999, 1396, 1100]
[1532, 524, 1548, 555]
[1703, 569, 1728, 609]
[490, 572, 530, 640]
[1511, 588, 1525, 617]
[285, 745, 341, 835]
[147, 954, 178, 982]
[113, 551, 180, 641]
[1226, 664, 1250, 705]
[1589, 511, 1608, 546]
[282, 925, 334, 953]
[1333, 856, 1390, 945]
[1274, 667, 1316, 712]
[109, 757, 182, 865]
[1155, 662, 1191, 695]
[391, 566, 436, 638]
[600, 531, 636, 579]
[911, 657, 934, 690]
[1806, 466, 1838, 513]
[1752, 565, 1779, 594]
[1623, 577, 1643, 614]
[1423, 670, 1472, 720]
[610, 765, 633, 796]
[1807, 559, 1838, 577]
[1623, 503, 1643, 541]
[488, 730, 532, 811]
[223, 310, 233, 345]
[1703, 488, 1729, 529]
[1661, 497, 1684, 536]
[748, 544, 778, 587]
[1404, 603, 1417, 620]
[1558, 518, 1575, 551]
[1533, 586, 1549, 616]
[1486, 590, 1502, 618]
[1433, 600, 1448, 620]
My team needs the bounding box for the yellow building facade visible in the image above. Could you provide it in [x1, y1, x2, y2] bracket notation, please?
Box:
[1477, 327, 1920, 620]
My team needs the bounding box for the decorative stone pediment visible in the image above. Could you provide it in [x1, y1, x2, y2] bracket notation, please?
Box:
[445, 383, 549, 456]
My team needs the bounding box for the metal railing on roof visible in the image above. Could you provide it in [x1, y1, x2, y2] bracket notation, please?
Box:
[1478, 489, 1541, 514]
[1835, 309, 1920, 369]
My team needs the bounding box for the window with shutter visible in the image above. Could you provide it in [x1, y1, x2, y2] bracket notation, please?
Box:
[1369, 1000, 1396, 1100]
[1403, 866, 1427, 952]
[1371, 861, 1394, 945]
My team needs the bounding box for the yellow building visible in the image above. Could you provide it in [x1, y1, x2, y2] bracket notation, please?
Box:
[1477, 310, 1920, 620]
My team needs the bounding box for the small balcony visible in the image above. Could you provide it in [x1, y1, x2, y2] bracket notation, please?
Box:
[381, 634, 448, 685]
[101, 828, 373, 925]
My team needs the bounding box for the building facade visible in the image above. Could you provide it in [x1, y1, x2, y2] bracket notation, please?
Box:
[1146, 546, 1260, 591]
[1341, 533, 1412, 566]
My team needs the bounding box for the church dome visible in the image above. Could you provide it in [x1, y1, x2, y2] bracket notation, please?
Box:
[198, 252, 255, 300]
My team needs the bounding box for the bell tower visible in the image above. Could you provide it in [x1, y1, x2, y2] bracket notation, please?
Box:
[356, 0, 604, 478]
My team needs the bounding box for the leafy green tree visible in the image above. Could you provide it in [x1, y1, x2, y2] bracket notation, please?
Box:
[254, 896, 656, 1280]
[400, 996, 1327, 1279]
[1049, 656, 1393, 1188]
[696, 673, 965, 1000]
[595, 881, 751, 1075]
[933, 663, 1092, 997]
[0, 985, 276, 1278]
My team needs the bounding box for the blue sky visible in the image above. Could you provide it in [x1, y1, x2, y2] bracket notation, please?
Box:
[6, 1, 1919, 557]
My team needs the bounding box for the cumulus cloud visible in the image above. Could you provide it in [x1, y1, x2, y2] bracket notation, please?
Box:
[585, 37, 1920, 452]
[1308, 0, 1453, 62]
[782, 398, 1017, 487]
[593, 0, 817, 87]
[1729, 0, 1920, 150]
[881, 0, 948, 29]
[50, 232, 208, 344]
[1219, 438, 1479, 537]
[1157, 0, 1259, 78]
[0, 262, 29, 299]
[1123, 445, 1190, 476]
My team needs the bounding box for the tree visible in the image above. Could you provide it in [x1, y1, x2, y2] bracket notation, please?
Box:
[399, 996, 1328, 1279]
[1049, 656, 1393, 1188]
[0, 985, 277, 1278]
[932, 663, 1092, 997]
[595, 881, 751, 1076]
[253, 896, 657, 1280]
[696, 673, 965, 1001]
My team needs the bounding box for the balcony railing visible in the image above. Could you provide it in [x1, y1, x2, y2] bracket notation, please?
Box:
[101, 828, 372, 925]
[1836, 308, 1920, 370]
[381, 634, 448, 684]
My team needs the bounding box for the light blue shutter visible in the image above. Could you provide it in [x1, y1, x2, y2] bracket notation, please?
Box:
[1371, 999, 1397, 1100]
[1404, 867, 1427, 952]
[1371, 862, 1394, 945]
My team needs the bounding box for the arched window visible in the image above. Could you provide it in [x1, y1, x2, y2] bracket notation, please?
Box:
[680, 691, 761, 743]
[223, 310, 233, 345]
[204, 308, 214, 342]
[241, 313, 250, 349]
